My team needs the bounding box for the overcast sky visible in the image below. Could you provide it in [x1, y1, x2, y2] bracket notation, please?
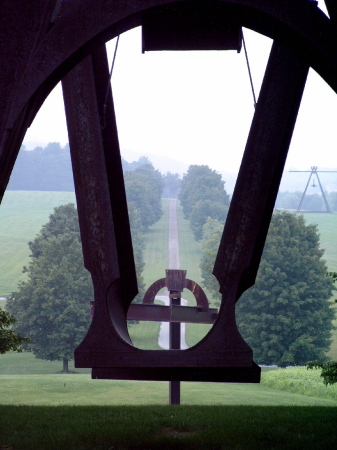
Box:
[23, 1, 336, 180]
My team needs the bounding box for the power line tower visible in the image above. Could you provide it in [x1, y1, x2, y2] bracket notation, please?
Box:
[290, 166, 337, 213]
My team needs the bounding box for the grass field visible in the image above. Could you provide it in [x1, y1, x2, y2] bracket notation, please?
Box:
[301, 212, 337, 271]
[0, 190, 76, 297]
[0, 404, 336, 449]
[0, 353, 336, 448]
[0, 352, 336, 407]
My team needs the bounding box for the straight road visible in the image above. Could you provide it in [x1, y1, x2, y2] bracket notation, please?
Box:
[157, 199, 188, 349]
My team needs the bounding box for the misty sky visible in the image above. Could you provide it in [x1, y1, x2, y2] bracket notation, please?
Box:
[23, 1, 336, 180]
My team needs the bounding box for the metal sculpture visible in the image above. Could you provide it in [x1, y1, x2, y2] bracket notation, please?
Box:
[127, 269, 218, 403]
[290, 167, 337, 213]
[127, 270, 217, 325]
[0, 0, 336, 384]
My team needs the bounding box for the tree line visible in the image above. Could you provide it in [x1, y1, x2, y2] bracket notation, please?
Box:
[7, 143, 182, 198]
[179, 164, 336, 369]
[275, 190, 337, 212]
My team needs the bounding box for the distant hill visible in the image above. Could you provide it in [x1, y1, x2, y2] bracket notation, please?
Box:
[7, 143, 152, 192]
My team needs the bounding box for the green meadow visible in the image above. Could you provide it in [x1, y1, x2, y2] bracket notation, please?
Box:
[1, 193, 337, 448]
[0, 351, 336, 407]
[0, 404, 336, 449]
[2, 192, 337, 296]
[0, 191, 76, 297]
[0, 352, 336, 448]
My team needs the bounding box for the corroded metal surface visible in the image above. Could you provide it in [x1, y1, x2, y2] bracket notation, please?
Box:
[0, 0, 336, 383]
[128, 270, 218, 323]
[1, 1, 337, 201]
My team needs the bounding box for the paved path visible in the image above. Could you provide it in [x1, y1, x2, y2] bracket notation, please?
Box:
[157, 199, 188, 349]
[168, 199, 180, 270]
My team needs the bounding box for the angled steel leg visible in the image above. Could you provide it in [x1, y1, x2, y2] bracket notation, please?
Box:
[90, 46, 138, 303]
[63, 41, 309, 382]
[62, 50, 137, 353]
[213, 41, 309, 304]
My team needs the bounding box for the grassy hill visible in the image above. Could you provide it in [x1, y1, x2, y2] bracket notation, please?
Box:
[0, 191, 76, 297]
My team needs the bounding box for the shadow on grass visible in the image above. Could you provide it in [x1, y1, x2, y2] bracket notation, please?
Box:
[0, 405, 336, 449]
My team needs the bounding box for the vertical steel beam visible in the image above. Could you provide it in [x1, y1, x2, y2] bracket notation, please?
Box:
[213, 42, 309, 301]
[62, 55, 131, 345]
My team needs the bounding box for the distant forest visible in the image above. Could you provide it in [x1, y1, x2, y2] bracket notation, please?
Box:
[7, 143, 150, 191]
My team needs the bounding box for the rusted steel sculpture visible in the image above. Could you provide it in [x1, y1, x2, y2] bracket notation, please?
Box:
[127, 270, 218, 324]
[127, 269, 218, 403]
[1, 1, 336, 383]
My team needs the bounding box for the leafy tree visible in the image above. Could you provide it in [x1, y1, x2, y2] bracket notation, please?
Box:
[275, 191, 327, 211]
[122, 156, 151, 172]
[7, 204, 93, 372]
[200, 218, 223, 296]
[162, 172, 182, 199]
[307, 361, 337, 386]
[179, 165, 230, 219]
[190, 200, 228, 241]
[127, 202, 145, 304]
[7, 202, 146, 370]
[275, 191, 302, 210]
[124, 163, 163, 231]
[200, 211, 335, 367]
[28, 203, 80, 258]
[0, 308, 30, 354]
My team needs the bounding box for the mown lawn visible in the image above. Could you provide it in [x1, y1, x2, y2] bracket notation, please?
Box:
[303, 212, 337, 272]
[1, 352, 336, 448]
[1, 353, 336, 407]
[0, 404, 336, 449]
[0, 191, 76, 297]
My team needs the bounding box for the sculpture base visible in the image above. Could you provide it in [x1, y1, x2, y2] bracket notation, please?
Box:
[92, 363, 261, 383]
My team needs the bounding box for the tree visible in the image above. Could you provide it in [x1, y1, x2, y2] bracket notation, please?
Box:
[7, 202, 146, 370]
[190, 200, 228, 241]
[275, 191, 302, 210]
[0, 308, 29, 354]
[7, 143, 74, 191]
[122, 156, 151, 172]
[127, 202, 145, 304]
[200, 211, 335, 367]
[124, 163, 163, 231]
[162, 172, 182, 199]
[200, 218, 223, 296]
[28, 203, 80, 258]
[6, 204, 93, 372]
[179, 165, 230, 219]
[275, 191, 326, 211]
[307, 361, 337, 386]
